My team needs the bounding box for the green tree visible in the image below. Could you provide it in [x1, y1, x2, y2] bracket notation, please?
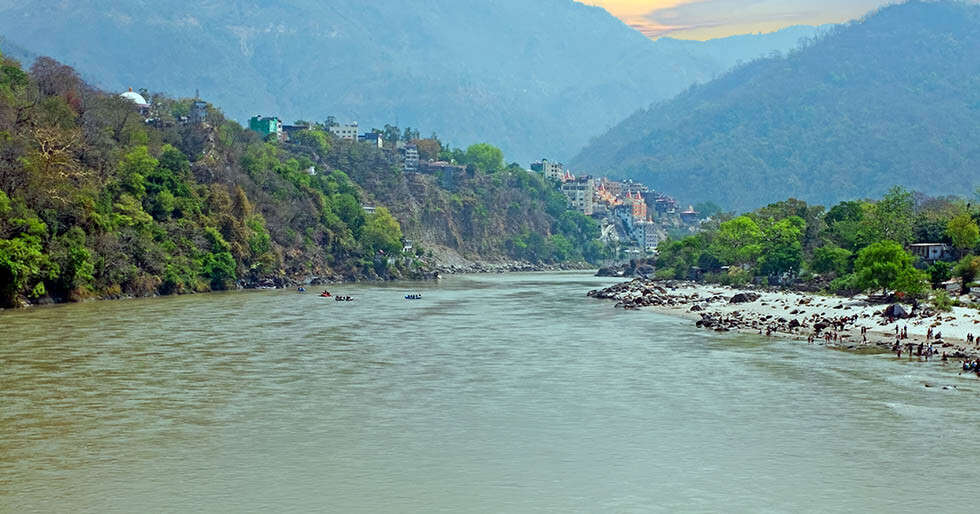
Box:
[953, 255, 980, 294]
[757, 216, 805, 277]
[712, 216, 762, 266]
[947, 212, 979, 257]
[853, 240, 921, 295]
[0, 235, 58, 306]
[361, 207, 403, 255]
[462, 143, 504, 173]
[810, 245, 852, 276]
[864, 186, 915, 246]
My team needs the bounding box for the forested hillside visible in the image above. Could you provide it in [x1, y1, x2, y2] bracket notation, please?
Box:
[572, 0, 980, 211]
[0, 53, 602, 307]
[0, 0, 819, 164]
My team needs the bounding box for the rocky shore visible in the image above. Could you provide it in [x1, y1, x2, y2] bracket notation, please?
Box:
[589, 278, 980, 363]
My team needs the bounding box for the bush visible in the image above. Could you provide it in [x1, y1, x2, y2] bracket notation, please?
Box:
[931, 289, 953, 312]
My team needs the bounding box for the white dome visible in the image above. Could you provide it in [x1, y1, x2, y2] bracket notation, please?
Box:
[120, 90, 148, 106]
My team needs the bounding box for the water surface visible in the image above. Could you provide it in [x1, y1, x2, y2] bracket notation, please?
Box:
[2, 272, 978, 512]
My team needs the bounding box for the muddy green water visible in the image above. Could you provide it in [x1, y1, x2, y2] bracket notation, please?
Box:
[2, 272, 979, 513]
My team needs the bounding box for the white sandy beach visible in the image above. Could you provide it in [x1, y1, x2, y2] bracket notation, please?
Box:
[593, 279, 980, 362]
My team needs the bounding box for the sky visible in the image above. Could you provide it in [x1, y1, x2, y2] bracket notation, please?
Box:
[584, 0, 896, 40]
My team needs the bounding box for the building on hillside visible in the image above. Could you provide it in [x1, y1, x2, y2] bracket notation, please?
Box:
[420, 160, 467, 190]
[282, 123, 311, 141]
[249, 115, 283, 141]
[359, 132, 384, 148]
[623, 180, 649, 196]
[120, 88, 150, 114]
[632, 220, 660, 252]
[531, 159, 567, 182]
[909, 243, 953, 262]
[614, 204, 635, 231]
[654, 194, 677, 215]
[602, 179, 624, 198]
[190, 100, 208, 124]
[623, 191, 647, 222]
[328, 121, 359, 141]
[680, 205, 700, 224]
[401, 143, 420, 173]
[560, 176, 596, 215]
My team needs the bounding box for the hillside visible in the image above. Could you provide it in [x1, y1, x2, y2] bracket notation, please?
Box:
[0, 52, 604, 307]
[571, 0, 980, 211]
[0, 0, 819, 164]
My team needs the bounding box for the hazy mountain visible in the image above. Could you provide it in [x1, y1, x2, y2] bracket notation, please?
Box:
[571, 1, 980, 211]
[0, 0, 819, 164]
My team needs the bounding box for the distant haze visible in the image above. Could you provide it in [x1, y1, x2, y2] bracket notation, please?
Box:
[585, 0, 895, 39]
[0, 0, 825, 164]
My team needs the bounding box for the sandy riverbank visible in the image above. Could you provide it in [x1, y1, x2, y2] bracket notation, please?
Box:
[589, 279, 980, 365]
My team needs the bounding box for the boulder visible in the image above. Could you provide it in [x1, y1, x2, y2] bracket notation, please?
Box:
[883, 304, 910, 319]
[730, 292, 761, 304]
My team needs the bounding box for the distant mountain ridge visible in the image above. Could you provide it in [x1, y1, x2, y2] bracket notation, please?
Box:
[0, 0, 820, 164]
[571, 0, 980, 211]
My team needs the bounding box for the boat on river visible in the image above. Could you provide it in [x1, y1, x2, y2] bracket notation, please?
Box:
[405, 294, 423, 300]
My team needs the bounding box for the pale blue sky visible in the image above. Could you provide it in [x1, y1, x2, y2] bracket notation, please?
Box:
[585, 0, 897, 39]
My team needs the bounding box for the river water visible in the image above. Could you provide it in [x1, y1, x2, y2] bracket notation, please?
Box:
[1, 272, 979, 512]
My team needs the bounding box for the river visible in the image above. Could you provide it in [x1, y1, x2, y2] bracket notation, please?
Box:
[1, 272, 979, 512]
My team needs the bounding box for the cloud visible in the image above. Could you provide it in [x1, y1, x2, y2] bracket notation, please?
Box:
[591, 0, 895, 39]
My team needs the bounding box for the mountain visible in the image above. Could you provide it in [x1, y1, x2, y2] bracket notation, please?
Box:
[0, 0, 819, 164]
[571, 0, 980, 212]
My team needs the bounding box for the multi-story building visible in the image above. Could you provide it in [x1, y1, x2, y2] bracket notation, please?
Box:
[328, 121, 359, 141]
[632, 221, 660, 252]
[560, 176, 596, 215]
[248, 115, 283, 140]
[402, 143, 420, 172]
[531, 159, 567, 182]
[359, 132, 384, 148]
[623, 191, 648, 222]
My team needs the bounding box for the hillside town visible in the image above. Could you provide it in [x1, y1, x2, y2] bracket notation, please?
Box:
[245, 113, 707, 257]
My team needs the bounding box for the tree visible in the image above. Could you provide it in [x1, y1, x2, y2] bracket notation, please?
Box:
[853, 241, 922, 295]
[810, 245, 852, 276]
[361, 207, 403, 255]
[947, 212, 979, 257]
[711, 216, 762, 266]
[864, 186, 915, 246]
[953, 255, 980, 294]
[413, 138, 441, 161]
[462, 143, 503, 173]
[757, 216, 805, 277]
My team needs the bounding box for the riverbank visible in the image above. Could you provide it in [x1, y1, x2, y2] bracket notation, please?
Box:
[10, 258, 592, 309]
[589, 278, 980, 364]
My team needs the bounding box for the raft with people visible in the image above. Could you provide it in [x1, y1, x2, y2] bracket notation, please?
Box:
[335, 295, 354, 302]
[405, 294, 423, 300]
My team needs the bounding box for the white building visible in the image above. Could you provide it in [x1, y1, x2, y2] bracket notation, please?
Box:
[402, 144, 420, 172]
[329, 121, 359, 141]
[632, 221, 660, 252]
[560, 176, 596, 215]
[532, 159, 567, 182]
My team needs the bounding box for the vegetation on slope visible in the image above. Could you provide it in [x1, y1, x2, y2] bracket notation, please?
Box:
[0, 53, 603, 307]
[572, 0, 980, 211]
[0, 0, 821, 163]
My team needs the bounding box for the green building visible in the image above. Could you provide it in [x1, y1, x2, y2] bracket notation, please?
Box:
[248, 115, 283, 139]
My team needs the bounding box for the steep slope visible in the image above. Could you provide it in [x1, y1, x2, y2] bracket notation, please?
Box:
[0, 0, 818, 164]
[571, 0, 980, 211]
